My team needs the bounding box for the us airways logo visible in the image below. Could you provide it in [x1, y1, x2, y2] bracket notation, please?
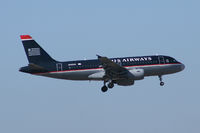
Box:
[112, 57, 152, 63]
[28, 48, 41, 56]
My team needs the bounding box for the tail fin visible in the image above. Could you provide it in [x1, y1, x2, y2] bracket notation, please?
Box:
[20, 35, 56, 65]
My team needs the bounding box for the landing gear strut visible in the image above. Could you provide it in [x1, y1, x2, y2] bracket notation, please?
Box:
[159, 75, 164, 86]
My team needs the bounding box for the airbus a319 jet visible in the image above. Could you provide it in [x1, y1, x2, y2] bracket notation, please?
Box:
[19, 35, 185, 92]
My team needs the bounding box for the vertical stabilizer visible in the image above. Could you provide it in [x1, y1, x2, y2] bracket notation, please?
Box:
[20, 35, 56, 65]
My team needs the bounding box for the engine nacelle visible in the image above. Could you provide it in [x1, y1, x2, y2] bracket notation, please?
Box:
[116, 79, 134, 86]
[129, 68, 144, 80]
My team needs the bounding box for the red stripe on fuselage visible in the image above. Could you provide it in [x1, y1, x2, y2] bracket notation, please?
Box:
[34, 63, 181, 75]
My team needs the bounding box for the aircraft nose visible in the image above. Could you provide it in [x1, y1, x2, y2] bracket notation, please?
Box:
[180, 63, 185, 71]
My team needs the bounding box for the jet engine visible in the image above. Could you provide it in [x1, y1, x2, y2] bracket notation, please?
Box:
[116, 79, 134, 86]
[129, 68, 144, 80]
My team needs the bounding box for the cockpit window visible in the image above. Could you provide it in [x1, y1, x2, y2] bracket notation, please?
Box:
[165, 56, 179, 63]
[173, 59, 177, 63]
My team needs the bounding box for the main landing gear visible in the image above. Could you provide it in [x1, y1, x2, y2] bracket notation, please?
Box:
[159, 75, 164, 86]
[101, 80, 114, 92]
[108, 82, 114, 89]
[101, 85, 108, 92]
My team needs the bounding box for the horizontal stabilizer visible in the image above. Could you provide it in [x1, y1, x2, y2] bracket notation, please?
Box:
[19, 63, 48, 74]
[28, 63, 47, 71]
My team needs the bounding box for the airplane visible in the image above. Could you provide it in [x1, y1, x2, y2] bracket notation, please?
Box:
[19, 35, 185, 92]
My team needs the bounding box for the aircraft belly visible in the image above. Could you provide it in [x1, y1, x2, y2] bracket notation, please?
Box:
[39, 69, 103, 80]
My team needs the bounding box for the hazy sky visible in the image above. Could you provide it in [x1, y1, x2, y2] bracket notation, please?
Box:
[1, 0, 200, 133]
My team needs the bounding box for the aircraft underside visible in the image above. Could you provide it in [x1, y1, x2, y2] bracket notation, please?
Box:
[36, 63, 184, 92]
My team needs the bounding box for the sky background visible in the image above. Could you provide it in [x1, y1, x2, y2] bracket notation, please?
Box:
[1, 0, 200, 133]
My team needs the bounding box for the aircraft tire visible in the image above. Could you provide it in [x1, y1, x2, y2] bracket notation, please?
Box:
[101, 86, 108, 92]
[108, 82, 114, 89]
[160, 82, 164, 86]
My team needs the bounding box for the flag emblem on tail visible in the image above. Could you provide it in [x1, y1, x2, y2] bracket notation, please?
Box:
[28, 48, 40, 56]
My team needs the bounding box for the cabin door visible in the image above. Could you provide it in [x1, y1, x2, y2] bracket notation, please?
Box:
[56, 63, 63, 71]
[158, 56, 165, 64]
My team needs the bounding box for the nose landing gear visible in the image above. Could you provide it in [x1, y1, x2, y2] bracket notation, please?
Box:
[159, 75, 164, 86]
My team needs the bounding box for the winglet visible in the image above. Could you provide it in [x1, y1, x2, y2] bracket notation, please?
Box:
[20, 35, 33, 41]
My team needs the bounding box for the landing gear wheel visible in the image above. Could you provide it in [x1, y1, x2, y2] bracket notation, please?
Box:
[158, 75, 165, 86]
[108, 82, 114, 89]
[101, 86, 108, 92]
[160, 82, 164, 86]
